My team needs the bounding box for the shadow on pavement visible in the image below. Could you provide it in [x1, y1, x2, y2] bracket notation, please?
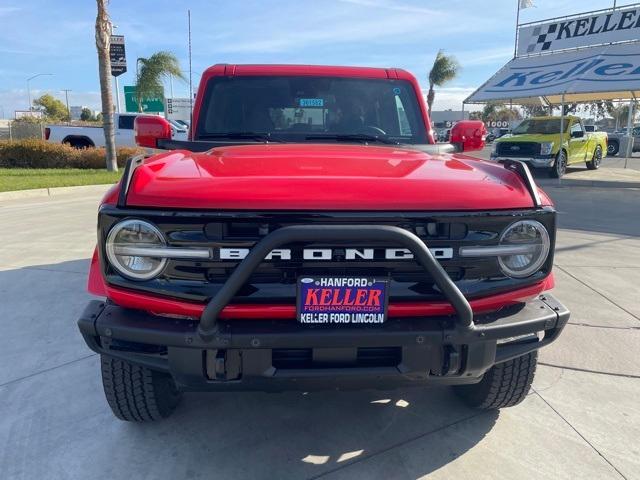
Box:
[540, 177, 640, 238]
[0, 259, 499, 479]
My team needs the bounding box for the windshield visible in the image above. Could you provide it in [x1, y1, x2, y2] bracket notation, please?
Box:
[196, 76, 428, 144]
[512, 119, 569, 135]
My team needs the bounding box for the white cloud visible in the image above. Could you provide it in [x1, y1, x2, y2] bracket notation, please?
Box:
[336, 0, 438, 15]
[454, 47, 514, 67]
[0, 6, 20, 16]
[424, 86, 479, 111]
[0, 89, 101, 119]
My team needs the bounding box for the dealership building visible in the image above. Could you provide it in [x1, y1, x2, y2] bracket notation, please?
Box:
[430, 110, 469, 129]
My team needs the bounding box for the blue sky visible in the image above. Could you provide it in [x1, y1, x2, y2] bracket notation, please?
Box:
[0, 0, 627, 117]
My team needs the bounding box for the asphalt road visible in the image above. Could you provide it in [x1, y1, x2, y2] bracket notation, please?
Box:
[1, 175, 639, 479]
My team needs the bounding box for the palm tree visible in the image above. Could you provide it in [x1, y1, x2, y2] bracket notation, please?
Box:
[135, 52, 185, 112]
[427, 50, 460, 116]
[95, 0, 117, 171]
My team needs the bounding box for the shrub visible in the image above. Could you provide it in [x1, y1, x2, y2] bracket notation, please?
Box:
[0, 139, 145, 169]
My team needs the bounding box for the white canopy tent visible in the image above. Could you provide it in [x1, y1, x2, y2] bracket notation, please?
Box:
[465, 42, 640, 105]
[464, 41, 640, 161]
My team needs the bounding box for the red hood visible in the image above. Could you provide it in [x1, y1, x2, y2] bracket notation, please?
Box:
[126, 144, 544, 210]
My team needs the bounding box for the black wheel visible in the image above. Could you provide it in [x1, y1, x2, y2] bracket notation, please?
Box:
[549, 150, 567, 178]
[607, 140, 619, 156]
[586, 146, 602, 170]
[453, 351, 537, 409]
[63, 137, 94, 149]
[101, 355, 182, 422]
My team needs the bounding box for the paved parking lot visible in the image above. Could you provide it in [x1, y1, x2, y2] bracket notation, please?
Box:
[1, 160, 639, 479]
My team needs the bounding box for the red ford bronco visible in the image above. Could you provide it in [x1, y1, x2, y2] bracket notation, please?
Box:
[78, 64, 569, 422]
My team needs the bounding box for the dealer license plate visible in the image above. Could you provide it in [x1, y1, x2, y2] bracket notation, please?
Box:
[297, 276, 388, 324]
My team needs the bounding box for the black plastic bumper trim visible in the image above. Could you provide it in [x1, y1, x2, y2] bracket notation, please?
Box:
[77, 293, 569, 390]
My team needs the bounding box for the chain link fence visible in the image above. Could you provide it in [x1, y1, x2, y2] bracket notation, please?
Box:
[0, 122, 44, 141]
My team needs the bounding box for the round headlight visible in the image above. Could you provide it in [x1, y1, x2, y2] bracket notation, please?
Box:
[498, 220, 550, 278]
[105, 219, 167, 280]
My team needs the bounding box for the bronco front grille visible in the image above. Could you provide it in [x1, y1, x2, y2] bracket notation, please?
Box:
[98, 208, 556, 306]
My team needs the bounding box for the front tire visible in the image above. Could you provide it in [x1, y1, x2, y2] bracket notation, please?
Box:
[453, 351, 537, 409]
[101, 355, 182, 422]
[586, 146, 602, 170]
[549, 150, 567, 178]
[607, 140, 619, 156]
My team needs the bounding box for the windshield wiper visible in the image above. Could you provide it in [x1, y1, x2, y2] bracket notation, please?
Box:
[305, 133, 400, 145]
[199, 132, 285, 142]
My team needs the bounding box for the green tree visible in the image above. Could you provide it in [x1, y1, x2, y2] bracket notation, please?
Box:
[135, 51, 185, 112]
[33, 94, 69, 121]
[479, 102, 521, 123]
[95, 0, 117, 171]
[605, 102, 638, 129]
[80, 107, 94, 121]
[426, 50, 459, 116]
[521, 104, 549, 117]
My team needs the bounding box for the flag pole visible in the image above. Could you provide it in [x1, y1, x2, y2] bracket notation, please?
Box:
[188, 9, 193, 133]
[514, 0, 521, 58]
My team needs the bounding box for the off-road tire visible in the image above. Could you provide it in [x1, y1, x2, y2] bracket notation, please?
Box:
[586, 146, 602, 170]
[607, 140, 619, 156]
[549, 150, 567, 178]
[101, 355, 182, 422]
[453, 351, 537, 409]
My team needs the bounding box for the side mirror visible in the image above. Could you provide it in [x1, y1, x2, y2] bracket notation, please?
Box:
[571, 130, 584, 139]
[134, 115, 172, 148]
[450, 120, 487, 152]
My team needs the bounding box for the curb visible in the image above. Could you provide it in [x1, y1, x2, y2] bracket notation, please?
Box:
[0, 183, 115, 202]
[537, 178, 640, 190]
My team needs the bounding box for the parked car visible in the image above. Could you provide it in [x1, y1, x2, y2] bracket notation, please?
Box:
[491, 115, 608, 177]
[45, 113, 184, 148]
[172, 119, 190, 129]
[77, 64, 568, 422]
[167, 119, 188, 140]
[605, 126, 640, 156]
[487, 128, 511, 142]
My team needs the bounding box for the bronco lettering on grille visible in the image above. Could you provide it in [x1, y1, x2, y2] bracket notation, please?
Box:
[218, 247, 453, 261]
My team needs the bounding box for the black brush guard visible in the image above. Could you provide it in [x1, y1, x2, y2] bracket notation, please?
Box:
[199, 224, 473, 339]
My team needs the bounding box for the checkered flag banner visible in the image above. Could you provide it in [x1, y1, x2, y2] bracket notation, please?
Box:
[520, 0, 535, 8]
[525, 23, 557, 54]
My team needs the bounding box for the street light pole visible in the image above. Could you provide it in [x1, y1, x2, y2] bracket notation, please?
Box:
[111, 24, 121, 113]
[62, 89, 71, 122]
[26, 73, 54, 111]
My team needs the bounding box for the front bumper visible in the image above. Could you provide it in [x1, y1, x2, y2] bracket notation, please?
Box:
[491, 154, 555, 167]
[78, 293, 569, 392]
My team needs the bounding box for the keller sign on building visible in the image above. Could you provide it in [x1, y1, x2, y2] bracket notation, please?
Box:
[517, 5, 640, 56]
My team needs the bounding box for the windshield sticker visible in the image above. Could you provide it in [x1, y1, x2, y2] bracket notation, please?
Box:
[299, 98, 324, 107]
[393, 87, 401, 95]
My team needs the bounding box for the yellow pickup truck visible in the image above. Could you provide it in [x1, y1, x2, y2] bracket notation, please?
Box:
[490, 116, 608, 178]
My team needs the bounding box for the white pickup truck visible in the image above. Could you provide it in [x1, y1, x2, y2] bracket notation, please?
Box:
[45, 113, 187, 148]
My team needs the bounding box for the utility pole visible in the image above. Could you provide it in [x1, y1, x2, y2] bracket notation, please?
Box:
[62, 89, 72, 122]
